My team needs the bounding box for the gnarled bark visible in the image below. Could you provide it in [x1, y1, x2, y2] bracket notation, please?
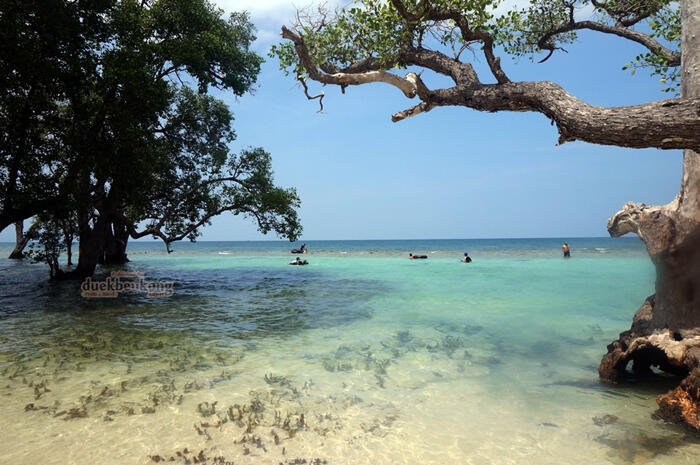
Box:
[599, 0, 700, 434]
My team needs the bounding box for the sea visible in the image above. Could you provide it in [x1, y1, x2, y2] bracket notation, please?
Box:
[0, 238, 698, 465]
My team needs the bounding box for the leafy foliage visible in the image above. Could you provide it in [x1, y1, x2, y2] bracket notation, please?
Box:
[1, 0, 301, 277]
[26, 219, 67, 279]
[271, 0, 680, 91]
[0, 0, 112, 229]
[622, 4, 681, 92]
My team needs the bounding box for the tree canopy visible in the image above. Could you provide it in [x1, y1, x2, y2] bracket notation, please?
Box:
[271, 0, 697, 150]
[1, 0, 302, 278]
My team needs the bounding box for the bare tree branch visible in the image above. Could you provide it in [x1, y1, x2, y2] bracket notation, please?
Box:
[297, 75, 325, 113]
[118, 204, 233, 253]
[392, 101, 436, 122]
[404, 47, 480, 85]
[429, 82, 700, 150]
[537, 20, 680, 66]
[281, 26, 418, 98]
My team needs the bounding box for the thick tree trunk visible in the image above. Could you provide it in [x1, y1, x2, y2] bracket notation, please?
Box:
[8, 221, 28, 259]
[65, 231, 73, 266]
[55, 214, 108, 280]
[100, 219, 129, 265]
[599, 0, 700, 433]
[71, 220, 105, 279]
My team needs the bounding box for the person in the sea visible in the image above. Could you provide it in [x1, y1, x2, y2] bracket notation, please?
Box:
[289, 257, 308, 265]
[291, 243, 307, 254]
[409, 253, 428, 259]
[462, 252, 472, 263]
[562, 242, 571, 258]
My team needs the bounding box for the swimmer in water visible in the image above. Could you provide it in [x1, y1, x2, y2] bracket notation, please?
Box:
[409, 253, 428, 259]
[462, 252, 472, 263]
[291, 243, 307, 254]
[562, 242, 571, 258]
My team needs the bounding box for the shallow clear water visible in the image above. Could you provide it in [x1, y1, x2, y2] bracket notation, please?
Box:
[0, 238, 698, 465]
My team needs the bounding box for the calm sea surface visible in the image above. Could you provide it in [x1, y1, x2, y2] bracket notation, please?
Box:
[0, 238, 698, 464]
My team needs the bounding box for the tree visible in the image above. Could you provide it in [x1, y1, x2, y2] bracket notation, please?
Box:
[25, 218, 69, 280]
[0, 0, 109, 233]
[1, 0, 302, 279]
[272, 0, 700, 431]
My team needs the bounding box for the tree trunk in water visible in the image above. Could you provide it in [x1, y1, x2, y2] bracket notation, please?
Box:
[56, 215, 108, 280]
[100, 220, 129, 265]
[599, 0, 700, 432]
[65, 232, 73, 266]
[8, 221, 29, 259]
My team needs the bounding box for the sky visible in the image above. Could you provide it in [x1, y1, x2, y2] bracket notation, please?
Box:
[0, 0, 684, 242]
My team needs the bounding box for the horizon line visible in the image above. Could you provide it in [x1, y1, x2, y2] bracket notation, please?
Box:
[0, 235, 637, 244]
[135, 235, 627, 242]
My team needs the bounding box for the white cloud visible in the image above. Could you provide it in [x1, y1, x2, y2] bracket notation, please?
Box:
[574, 2, 596, 21]
[494, 0, 595, 19]
[213, 0, 345, 47]
[255, 28, 282, 43]
[214, 0, 343, 24]
[213, 0, 596, 48]
[493, 0, 531, 15]
[212, 0, 298, 48]
[215, 0, 294, 19]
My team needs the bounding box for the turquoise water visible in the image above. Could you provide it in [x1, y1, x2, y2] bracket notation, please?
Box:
[0, 238, 698, 464]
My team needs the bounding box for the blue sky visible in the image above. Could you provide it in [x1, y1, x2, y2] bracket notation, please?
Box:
[0, 0, 683, 242]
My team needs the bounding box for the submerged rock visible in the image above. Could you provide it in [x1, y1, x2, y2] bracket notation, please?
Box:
[595, 429, 687, 463]
[599, 294, 700, 433]
[656, 368, 700, 431]
[197, 401, 218, 417]
[64, 407, 87, 419]
[592, 414, 619, 426]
